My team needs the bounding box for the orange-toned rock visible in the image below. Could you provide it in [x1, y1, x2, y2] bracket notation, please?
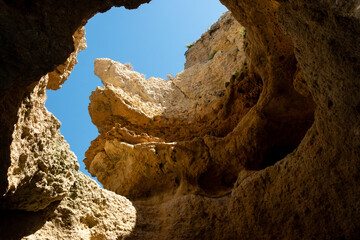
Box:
[85, 10, 314, 204]
[124, 0, 359, 238]
[0, 0, 359, 239]
[85, 13, 268, 200]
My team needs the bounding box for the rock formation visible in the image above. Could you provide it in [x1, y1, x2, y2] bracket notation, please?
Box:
[0, 0, 151, 201]
[2, 75, 78, 212]
[0, 57, 138, 239]
[47, 26, 87, 90]
[85, 10, 314, 201]
[85, 12, 268, 199]
[0, 0, 359, 239]
[0, 1, 148, 239]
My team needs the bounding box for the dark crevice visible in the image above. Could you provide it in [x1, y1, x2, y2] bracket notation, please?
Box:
[0, 200, 61, 240]
[198, 165, 238, 197]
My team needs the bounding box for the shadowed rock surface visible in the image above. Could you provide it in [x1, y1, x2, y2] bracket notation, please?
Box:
[1, 75, 78, 211]
[0, 1, 148, 239]
[0, 0, 359, 239]
[0, 0, 151, 200]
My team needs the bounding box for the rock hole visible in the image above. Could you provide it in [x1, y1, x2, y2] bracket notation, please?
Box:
[198, 166, 237, 197]
[19, 154, 28, 166]
[261, 145, 298, 169]
[328, 100, 333, 109]
[21, 127, 30, 139]
[257, 115, 315, 170]
[81, 214, 99, 228]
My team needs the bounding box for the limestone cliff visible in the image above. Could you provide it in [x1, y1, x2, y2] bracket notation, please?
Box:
[0, 0, 359, 239]
[85, 12, 269, 199]
[85, 10, 314, 201]
[86, 3, 359, 239]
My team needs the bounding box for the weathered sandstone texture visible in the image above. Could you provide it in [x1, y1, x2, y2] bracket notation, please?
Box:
[0, 1, 149, 238]
[0, 0, 150, 201]
[1, 75, 78, 211]
[89, 12, 250, 141]
[85, 12, 274, 199]
[0, 73, 137, 239]
[85, 10, 314, 201]
[0, 0, 359, 239]
[0, 33, 138, 239]
[21, 172, 136, 240]
[126, 0, 360, 238]
[87, 1, 358, 239]
[1, 172, 136, 240]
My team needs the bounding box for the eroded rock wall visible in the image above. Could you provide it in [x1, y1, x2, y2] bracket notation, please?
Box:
[0, 72, 138, 239]
[85, 9, 314, 199]
[1, 75, 78, 211]
[87, 1, 359, 239]
[0, 1, 150, 239]
[0, 0, 150, 200]
[1, 171, 137, 240]
[47, 26, 87, 90]
[85, 12, 269, 199]
[124, 0, 360, 239]
[0, 0, 359, 239]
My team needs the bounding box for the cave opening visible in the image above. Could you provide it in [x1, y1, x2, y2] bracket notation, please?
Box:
[44, 0, 228, 183]
[41, 0, 315, 202]
[44, 0, 316, 200]
[1, 0, 359, 239]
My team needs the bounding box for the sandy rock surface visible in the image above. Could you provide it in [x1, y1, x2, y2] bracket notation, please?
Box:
[1, 75, 78, 211]
[23, 172, 136, 240]
[0, 0, 151, 199]
[0, 0, 359, 239]
[85, 13, 265, 199]
[1, 171, 137, 240]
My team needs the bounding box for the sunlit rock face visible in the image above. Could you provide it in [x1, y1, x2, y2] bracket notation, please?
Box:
[85, 12, 268, 199]
[1, 172, 137, 240]
[125, 0, 360, 239]
[0, 26, 87, 212]
[0, 0, 359, 239]
[89, 12, 250, 142]
[88, 1, 359, 239]
[20, 172, 137, 240]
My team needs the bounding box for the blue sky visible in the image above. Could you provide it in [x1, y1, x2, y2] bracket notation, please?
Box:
[46, 0, 227, 181]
